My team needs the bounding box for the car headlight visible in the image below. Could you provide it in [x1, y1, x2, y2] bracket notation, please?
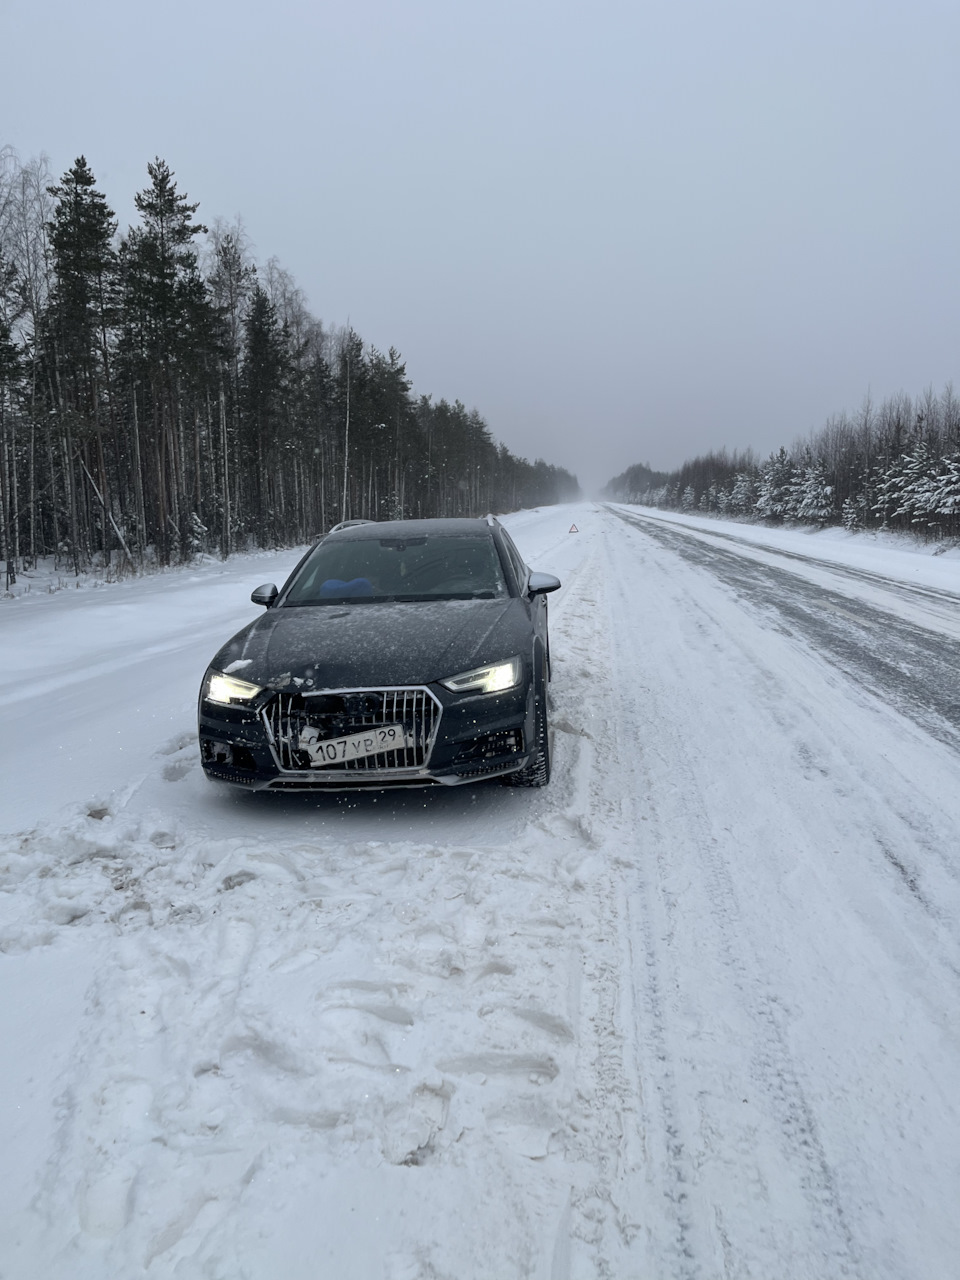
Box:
[204, 671, 265, 705]
[439, 656, 522, 694]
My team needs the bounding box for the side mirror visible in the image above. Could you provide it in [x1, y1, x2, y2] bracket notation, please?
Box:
[528, 572, 561, 596]
[251, 583, 279, 607]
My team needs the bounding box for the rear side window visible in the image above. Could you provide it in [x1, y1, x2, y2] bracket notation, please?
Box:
[499, 532, 528, 592]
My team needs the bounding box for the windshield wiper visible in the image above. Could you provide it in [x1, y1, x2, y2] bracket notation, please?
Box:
[389, 592, 498, 602]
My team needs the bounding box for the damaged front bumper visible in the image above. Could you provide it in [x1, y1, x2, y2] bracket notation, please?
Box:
[198, 679, 535, 791]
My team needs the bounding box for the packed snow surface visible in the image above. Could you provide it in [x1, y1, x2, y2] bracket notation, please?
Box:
[1, 504, 959, 1279]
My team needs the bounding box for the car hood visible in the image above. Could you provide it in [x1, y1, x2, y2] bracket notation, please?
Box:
[208, 598, 533, 691]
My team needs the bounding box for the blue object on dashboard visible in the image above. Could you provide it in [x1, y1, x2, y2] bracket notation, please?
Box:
[318, 577, 374, 597]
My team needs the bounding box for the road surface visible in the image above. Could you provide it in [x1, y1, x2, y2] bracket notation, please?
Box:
[1, 503, 958, 1279]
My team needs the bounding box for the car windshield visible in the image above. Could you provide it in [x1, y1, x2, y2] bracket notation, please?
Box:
[282, 534, 509, 605]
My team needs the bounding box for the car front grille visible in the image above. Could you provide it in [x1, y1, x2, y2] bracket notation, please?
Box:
[262, 686, 441, 773]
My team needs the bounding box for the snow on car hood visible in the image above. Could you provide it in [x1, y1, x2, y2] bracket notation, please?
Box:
[209, 597, 532, 690]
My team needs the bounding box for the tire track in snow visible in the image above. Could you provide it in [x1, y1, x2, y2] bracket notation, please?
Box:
[594, 511, 868, 1279]
[612, 505, 960, 948]
[589, 529, 726, 1280]
[676, 827, 862, 1279]
[542, 534, 702, 1277]
[536, 540, 654, 1276]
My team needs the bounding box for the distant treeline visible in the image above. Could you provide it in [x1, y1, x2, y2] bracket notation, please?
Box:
[0, 149, 579, 579]
[603, 387, 960, 538]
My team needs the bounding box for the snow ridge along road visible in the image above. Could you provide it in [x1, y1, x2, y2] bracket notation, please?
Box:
[1, 504, 959, 1278]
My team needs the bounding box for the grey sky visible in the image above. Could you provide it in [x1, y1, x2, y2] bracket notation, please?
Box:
[4, 0, 959, 491]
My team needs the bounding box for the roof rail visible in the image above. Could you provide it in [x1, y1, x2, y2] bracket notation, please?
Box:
[328, 518, 377, 534]
[485, 513, 497, 526]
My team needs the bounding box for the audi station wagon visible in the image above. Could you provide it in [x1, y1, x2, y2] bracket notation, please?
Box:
[198, 517, 560, 791]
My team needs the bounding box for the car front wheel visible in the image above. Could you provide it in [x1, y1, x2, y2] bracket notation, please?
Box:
[503, 677, 550, 787]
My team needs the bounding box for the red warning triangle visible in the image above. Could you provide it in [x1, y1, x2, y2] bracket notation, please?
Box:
[569, 523, 579, 533]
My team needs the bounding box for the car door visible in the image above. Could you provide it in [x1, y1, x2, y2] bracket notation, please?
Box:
[500, 530, 549, 674]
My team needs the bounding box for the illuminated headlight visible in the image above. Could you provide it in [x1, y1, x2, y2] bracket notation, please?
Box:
[440, 657, 522, 694]
[204, 671, 265, 705]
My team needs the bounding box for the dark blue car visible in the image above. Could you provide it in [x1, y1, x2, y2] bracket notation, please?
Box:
[198, 517, 560, 791]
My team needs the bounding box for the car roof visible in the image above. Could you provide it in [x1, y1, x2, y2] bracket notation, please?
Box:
[326, 517, 499, 540]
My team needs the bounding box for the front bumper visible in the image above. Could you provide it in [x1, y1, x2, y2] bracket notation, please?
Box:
[198, 679, 535, 791]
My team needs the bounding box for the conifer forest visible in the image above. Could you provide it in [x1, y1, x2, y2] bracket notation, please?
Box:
[604, 387, 960, 538]
[0, 150, 580, 584]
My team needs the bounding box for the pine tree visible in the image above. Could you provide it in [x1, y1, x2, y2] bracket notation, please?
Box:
[45, 157, 121, 564]
[756, 448, 794, 520]
[888, 441, 937, 531]
[46, 157, 117, 411]
[0, 250, 24, 585]
[240, 284, 288, 544]
[118, 159, 215, 562]
[792, 456, 834, 525]
[728, 470, 758, 515]
[206, 224, 257, 555]
[935, 454, 960, 536]
[841, 493, 866, 531]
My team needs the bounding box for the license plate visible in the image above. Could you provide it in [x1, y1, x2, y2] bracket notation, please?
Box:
[299, 723, 411, 766]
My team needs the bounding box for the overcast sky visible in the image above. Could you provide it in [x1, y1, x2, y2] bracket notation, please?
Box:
[4, 0, 959, 492]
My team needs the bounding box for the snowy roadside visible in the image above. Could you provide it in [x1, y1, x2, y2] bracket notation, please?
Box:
[610, 502, 960, 591]
[0, 548, 311, 607]
[0, 763, 606, 1277]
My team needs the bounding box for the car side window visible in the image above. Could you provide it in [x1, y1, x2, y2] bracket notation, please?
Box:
[500, 532, 529, 593]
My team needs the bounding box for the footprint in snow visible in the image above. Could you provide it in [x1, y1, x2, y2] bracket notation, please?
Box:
[162, 759, 192, 782]
[437, 1052, 559, 1082]
[221, 870, 256, 892]
[353, 1003, 415, 1026]
[511, 1008, 574, 1041]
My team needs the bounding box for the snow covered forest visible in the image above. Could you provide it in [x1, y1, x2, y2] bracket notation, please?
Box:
[604, 386, 960, 538]
[0, 149, 579, 582]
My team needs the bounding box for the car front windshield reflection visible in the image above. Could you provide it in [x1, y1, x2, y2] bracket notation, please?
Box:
[283, 534, 508, 605]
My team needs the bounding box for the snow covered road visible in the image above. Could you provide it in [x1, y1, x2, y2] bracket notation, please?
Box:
[1, 505, 959, 1279]
[610, 505, 960, 751]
